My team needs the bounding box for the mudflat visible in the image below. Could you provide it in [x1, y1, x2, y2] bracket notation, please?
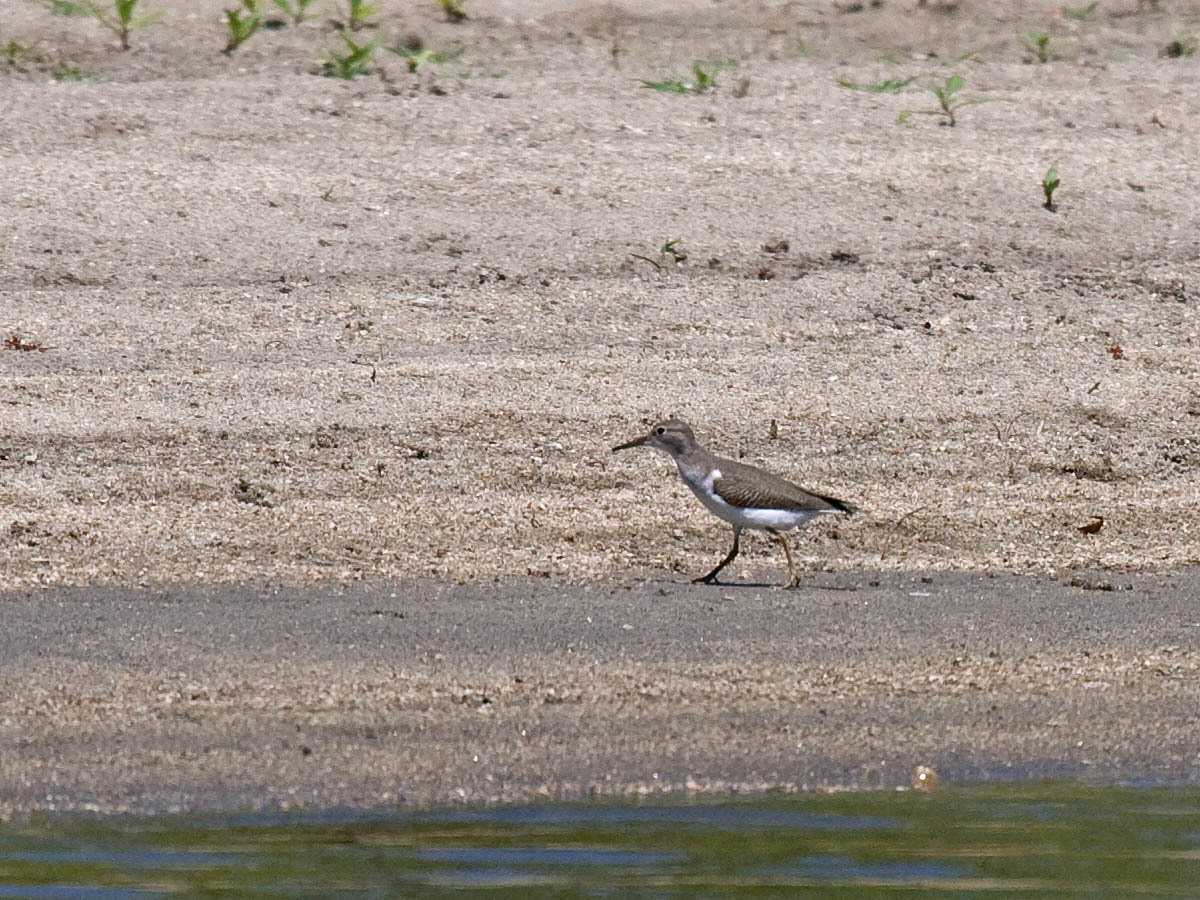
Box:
[1, 571, 1199, 816]
[1, 0, 1199, 815]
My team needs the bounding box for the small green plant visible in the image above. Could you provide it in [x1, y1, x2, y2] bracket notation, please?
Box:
[36, 0, 164, 50]
[837, 75, 914, 92]
[642, 75, 685, 93]
[222, 0, 261, 54]
[435, 0, 468, 22]
[269, 0, 314, 25]
[4, 38, 31, 64]
[338, 0, 379, 31]
[1163, 28, 1195, 58]
[51, 59, 99, 80]
[39, 0, 90, 16]
[1060, 2, 1098, 20]
[1042, 162, 1060, 212]
[691, 58, 734, 92]
[642, 58, 735, 94]
[897, 74, 993, 127]
[794, 37, 808, 57]
[95, 0, 164, 50]
[631, 239, 687, 270]
[322, 30, 380, 78]
[389, 43, 462, 71]
[925, 49, 984, 65]
[1022, 29, 1054, 63]
[660, 239, 686, 264]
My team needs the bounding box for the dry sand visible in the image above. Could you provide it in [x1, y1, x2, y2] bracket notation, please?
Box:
[1, 0, 1199, 815]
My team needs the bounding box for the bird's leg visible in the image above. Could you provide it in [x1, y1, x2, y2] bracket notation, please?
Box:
[768, 528, 801, 588]
[695, 526, 740, 584]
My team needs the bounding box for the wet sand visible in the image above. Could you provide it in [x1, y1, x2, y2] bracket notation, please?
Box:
[2, 568, 1198, 817]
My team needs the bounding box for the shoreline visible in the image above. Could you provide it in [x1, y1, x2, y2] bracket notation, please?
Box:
[3, 568, 1198, 817]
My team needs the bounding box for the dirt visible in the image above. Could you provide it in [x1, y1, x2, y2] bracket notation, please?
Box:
[1, 0, 1199, 815]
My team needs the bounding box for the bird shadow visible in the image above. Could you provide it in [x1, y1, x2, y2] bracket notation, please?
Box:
[695, 577, 859, 592]
[636, 576, 775, 591]
[638, 576, 858, 592]
[699, 579, 780, 590]
[647, 577, 818, 591]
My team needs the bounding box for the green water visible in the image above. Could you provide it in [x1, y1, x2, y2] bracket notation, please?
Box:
[1, 784, 1199, 898]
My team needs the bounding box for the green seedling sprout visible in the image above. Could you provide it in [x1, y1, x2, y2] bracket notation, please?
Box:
[323, 30, 380, 78]
[1042, 162, 1060, 212]
[897, 74, 994, 127]
[51, 59, 99, 80]
[630, 239, 688, 271]
[924, 49, 984, 65]
[35, 0, 164, 50]
[40, 0, 83, 13]
[339, 0, 379, 31]
[1060, 3, 1098, 20]
[642, 76, 684, 93]
[436, 0, 468, 22]
[4, 38, 32, 64]
[837, 75, 914, 92]
[222, 0, 261, 54]
[642, 58, 735, 94]
[389, 43, 462, 72]
[1023, 30, 1053, 63]
[269, 0, 314, 25]
[661, 239, 687, 264]
[1163, 29, 1195, 58]
[690, 58, 733, 92]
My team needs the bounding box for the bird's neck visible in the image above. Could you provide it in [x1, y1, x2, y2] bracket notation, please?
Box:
[671, 445, 717, 489]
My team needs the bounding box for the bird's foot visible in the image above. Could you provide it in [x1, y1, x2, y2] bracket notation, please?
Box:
[693, 574, 720, 585]
[782, 576, 803, 590]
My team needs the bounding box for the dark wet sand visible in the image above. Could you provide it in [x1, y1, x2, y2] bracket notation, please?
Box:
[2, 569, 1198, 817]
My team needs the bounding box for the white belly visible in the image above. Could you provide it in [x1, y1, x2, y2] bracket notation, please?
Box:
[683, 469, 821, 532]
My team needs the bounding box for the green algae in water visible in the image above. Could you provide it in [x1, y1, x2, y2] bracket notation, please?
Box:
[2, 783, 1200, 898]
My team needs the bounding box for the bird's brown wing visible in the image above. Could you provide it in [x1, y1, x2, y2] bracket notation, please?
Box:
[711, 457, 856, 514]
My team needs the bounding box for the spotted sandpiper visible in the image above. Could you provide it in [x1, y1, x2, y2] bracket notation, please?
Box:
[612, 419, 856, 587]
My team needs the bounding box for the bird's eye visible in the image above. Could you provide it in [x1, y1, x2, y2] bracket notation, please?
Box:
[655, 426, 665, 435]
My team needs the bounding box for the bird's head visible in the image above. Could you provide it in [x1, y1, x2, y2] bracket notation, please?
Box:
[612, 419, 696, 458]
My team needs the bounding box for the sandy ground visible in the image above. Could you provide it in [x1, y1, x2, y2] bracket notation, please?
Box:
[1, 0, 1199, 814]
[2, 0, 1199, 587]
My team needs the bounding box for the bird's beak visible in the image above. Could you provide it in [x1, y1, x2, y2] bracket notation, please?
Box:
[612, 434, 646, 452]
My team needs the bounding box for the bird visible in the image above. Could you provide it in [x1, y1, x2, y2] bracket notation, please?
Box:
[612, 419, 856, 587]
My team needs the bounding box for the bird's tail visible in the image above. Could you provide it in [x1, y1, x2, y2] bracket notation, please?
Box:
[819, 493, 857, 515]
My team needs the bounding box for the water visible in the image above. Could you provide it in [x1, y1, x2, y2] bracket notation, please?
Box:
[2, 783, 1199, 898]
